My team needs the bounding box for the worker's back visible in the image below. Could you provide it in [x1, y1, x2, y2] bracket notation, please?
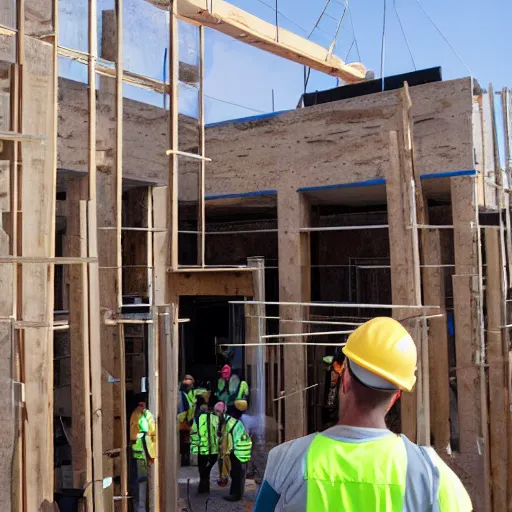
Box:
[256, 425, 472, 512]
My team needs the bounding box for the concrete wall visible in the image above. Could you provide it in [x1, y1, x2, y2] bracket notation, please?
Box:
[58, 77, 474, 196]
[203, 78, 474, 196]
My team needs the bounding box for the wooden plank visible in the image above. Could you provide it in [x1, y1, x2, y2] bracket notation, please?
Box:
[118, 323, 128, 512]
[80, 200, 93, 510]
[158, 304, 179, 511]
[96, 28, 118, 494]
[148, 306, 159, 511]
[153, 186, 168, 306]
[116, 0, 123, 312]
[146, 0, 367, 83]
[168, 1, 179, 270]
[197, 25, 205, 267]
[169, 270, 253, 296]
[386, 129, 420, 442]
[422, 230, 450, 453]
[67, 180, 92, 502]
[246, 257, 266, 415]
[451, 175, 490, 512]
[277, 190, 310, 440]
[397, 83, 430, 446]
[0, 124, 14, 512]
[485, 228, 508, 512]
[21, 35, 55, 510]
[86, 200, 105, 510]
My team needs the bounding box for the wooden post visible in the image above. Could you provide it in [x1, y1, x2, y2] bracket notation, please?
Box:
[485, 228, 508, 512]
[148, 305, 160, 511]
[86, 200, 105, 510]
[158, 304, 179, 511]
[168, 0, 179, 270]
[422, 230, 451, 453]
[386, 129, 420, 442]
[277, 190, 310, 440]
[451, 176, 490, 512]
[21, 35, 56, 510]
[119, 323, 128, 512]
[67, 179, 93, 502]
[198, 25, 206, 267]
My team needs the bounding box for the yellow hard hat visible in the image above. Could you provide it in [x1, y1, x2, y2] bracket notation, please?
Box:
[342, 317, 417, 392]
[234, 399, 248, 412]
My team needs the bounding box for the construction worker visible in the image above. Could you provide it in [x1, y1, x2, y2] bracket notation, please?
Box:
[216, 364, 249, 419]
[129, 394, 156, 512]
[178, 374, 196, 466]
[190, 395, 219, 494]
[214, 401, 252, 502]
[254, 317, 473, 511]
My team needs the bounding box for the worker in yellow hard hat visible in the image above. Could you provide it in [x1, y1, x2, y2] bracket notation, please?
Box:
[254, 317, 473, 511]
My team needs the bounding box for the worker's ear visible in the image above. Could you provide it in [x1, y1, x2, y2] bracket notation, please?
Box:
[340, 367, 351, 395]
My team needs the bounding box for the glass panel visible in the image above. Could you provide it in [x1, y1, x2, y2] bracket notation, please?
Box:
[59, 0, 88, 51]
[98, 0, 115, 62]
[123, 0, 168, 80]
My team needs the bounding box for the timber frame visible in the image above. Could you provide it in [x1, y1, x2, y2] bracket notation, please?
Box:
[1, 0, 512, 510]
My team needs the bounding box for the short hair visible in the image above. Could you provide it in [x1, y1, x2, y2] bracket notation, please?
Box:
[347, 363, 396, 409]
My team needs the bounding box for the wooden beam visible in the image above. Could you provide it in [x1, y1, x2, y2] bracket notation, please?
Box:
[451, 176, 490, 512]
[97, 13, 119, 494]
[147, 306, 159, 510]
[396, 83, 430, 446]
[485, 228, 508, 512]
[277, 190, 310, 440]
[169, 270, 253, 296]
[158, 304, 179, 510]
[246, 257, 266, 415]
[86, 200, 105, 510]
[422, 230, 451, 453]
[386, 129, 420, 442]
[146, 0, 367, 83]
[197, 25, 205, 267]
[67, 179, 93, 503]
[21, 34, 55, 510]
[118, 323, 128, 512]
[168, 1, 179, 271]
[153, 186, 168, 306]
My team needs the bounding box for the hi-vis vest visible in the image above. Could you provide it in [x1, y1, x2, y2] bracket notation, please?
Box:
[305, 434, 471, 511]
[217, 375, 249, 406]
[191, 412, 219, 456]
[178, 390, 195, 425]
[131, 408, 156, 461]
[225, 416, 252, 463]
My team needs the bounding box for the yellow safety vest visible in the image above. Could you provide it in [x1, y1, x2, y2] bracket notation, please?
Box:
[305, 434, 472, 511]
[130, 408, 157, 461]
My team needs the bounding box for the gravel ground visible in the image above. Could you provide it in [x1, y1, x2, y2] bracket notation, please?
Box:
[177, 464, 258, 512]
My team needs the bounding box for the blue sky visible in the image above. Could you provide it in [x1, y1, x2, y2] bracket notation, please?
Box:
[58, 0, 511, 124]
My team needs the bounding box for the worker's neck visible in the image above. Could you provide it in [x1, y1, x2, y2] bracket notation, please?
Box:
[338, 405, 388, 430]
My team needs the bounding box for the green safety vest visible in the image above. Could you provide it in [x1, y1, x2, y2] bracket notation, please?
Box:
[132, 409, 155, 461]
[305, 433, 472, 512]
[217, 376, 249, 406]
[225, 416, 252, 463]
[178, 389, 195, 425]
[190, 413, 219, 456]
